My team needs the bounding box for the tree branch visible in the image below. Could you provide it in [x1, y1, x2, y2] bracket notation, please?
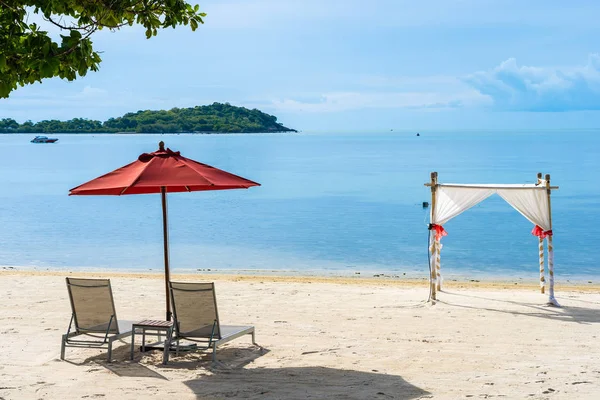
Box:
[46, 15, 94, 31]
[52, 27, 98, 58]
[0, 0, 17, 11]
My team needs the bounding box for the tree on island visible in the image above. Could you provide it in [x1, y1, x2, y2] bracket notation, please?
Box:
[0, 0, 205, 98]
[0, 103, 298, 134]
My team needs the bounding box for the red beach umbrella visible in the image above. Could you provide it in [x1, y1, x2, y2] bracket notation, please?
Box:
[69, 141, 260, 320]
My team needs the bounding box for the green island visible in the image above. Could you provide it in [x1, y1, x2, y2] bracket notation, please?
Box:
[0, 103, 297, 134]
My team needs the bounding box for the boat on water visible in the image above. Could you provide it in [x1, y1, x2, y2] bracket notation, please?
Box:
[31, 136, 58, 143]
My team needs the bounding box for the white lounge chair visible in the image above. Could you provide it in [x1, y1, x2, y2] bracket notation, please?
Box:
[169, 281, 257, 363]
[61, 278, 133, 362]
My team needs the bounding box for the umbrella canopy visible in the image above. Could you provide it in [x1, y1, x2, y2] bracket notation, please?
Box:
[70, 142, 259, 195]
[70, 141, 260, 319]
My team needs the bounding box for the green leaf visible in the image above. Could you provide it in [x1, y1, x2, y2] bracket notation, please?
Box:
[40, 62, 56, 78]
[78, 63, 88, 76]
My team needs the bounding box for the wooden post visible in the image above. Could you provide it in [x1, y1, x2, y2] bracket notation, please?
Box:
[545, 174, 559, 306]
[158, 141, 173, 321]
[537, 172, 545, 294]
[430, 172, 438, 301]
[161, 186, 171, 321]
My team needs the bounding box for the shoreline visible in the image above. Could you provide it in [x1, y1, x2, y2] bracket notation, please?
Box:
[3, 268, 600, 292]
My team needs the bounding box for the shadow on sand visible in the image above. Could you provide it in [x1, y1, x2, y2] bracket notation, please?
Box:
[66, 343, 169, 379]
[70, 342, 268, 379]
[438, 290, 600, 324]
[184, 366, 431, 400]
[155, 343, 269, 371]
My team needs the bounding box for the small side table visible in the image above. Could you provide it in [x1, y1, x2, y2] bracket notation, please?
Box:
[130, 320, 174, 364]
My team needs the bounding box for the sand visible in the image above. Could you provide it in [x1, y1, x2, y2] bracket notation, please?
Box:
[1, 270, 599, 400]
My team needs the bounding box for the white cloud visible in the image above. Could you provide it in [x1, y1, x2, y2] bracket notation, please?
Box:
[357, 75, 460, 88]
[270, 90, 488, 113]
[0, 84, 184, 122]
[75, 86, 108, 98]
[463, 54, 600, 111]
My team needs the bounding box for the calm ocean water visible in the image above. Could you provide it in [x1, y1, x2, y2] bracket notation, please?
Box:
[0, 131, 599, 281]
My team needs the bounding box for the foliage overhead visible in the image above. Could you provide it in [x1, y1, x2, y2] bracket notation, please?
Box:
[0, 0, 205, 98]
[0, 102, 298, 133]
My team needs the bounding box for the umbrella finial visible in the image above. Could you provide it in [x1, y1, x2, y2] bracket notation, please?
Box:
[159, 141, 165, 151]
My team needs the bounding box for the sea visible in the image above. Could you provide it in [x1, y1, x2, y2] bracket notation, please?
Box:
[1, 131, 599, 282]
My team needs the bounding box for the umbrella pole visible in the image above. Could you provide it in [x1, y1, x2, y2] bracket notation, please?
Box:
[161, 186, 171, 321]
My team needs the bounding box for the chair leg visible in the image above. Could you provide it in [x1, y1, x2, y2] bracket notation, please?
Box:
[251, 331, 257, 346]
[60, 334, 67, 360]
[130, 329, 135, 360]
[212, 342, 217, 363]
[163, 328, 172, 365]
[107, 339, 113, 363]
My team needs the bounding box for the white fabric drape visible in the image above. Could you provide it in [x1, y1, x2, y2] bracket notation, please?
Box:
[496, 188, 551, 231]
[433, 184, 551, 230]
[432, 186, 494, 225]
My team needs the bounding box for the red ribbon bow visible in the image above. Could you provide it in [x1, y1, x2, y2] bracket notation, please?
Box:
[532, 225, 553, 238]
[430, 224, 448, 240]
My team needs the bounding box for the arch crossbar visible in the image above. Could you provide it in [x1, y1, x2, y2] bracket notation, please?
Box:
[425, 172, 559, 306]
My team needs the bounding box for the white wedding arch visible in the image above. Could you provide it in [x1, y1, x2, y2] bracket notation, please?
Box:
[425, 172, 559, 306]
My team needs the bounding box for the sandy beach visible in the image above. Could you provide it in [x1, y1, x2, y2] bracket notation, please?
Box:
[1, 271, 599, 399]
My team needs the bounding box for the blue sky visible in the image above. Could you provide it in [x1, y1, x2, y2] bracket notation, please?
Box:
[2, 0, 600, 131]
